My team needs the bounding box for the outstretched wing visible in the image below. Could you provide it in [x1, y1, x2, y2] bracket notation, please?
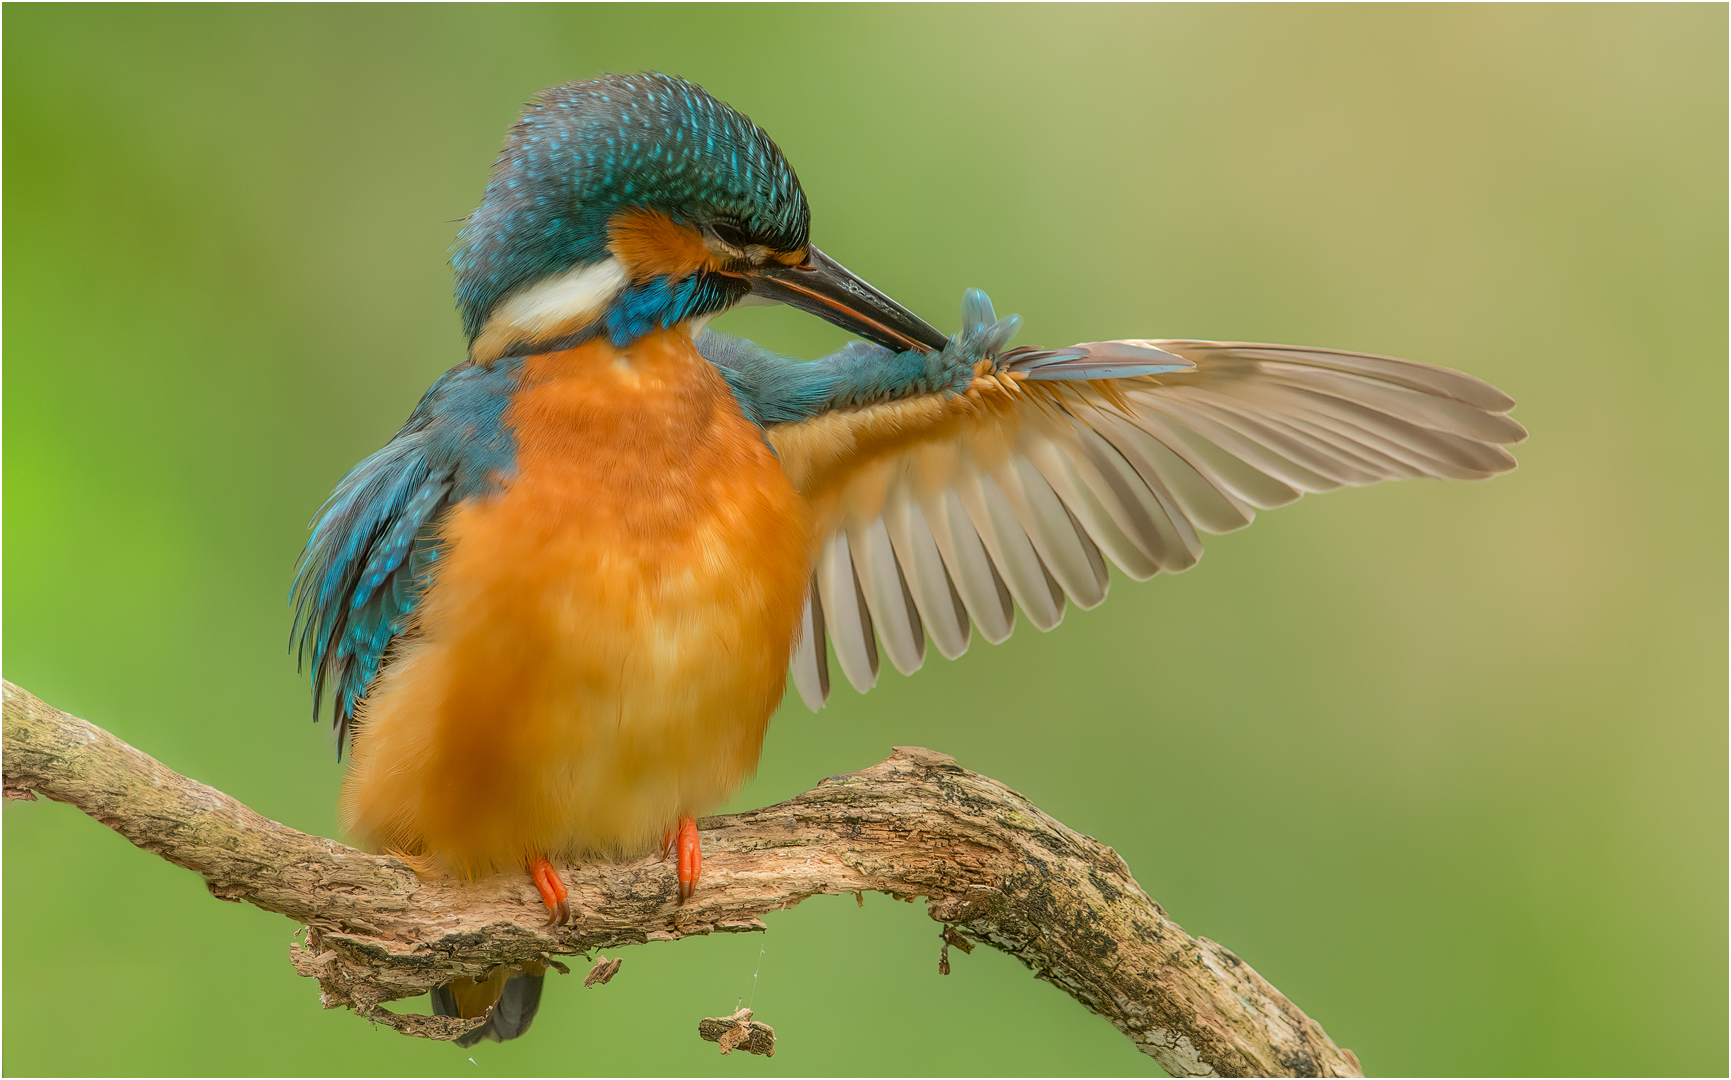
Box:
[291, 359, 520, 754]
[770, 340, 1526, 709]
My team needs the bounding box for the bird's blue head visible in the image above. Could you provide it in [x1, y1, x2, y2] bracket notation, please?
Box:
[454, 72, 946, 363]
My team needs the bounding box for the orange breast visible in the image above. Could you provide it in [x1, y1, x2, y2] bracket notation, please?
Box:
[340, 329, 812, 877]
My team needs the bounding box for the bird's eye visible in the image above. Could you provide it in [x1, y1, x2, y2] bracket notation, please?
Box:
[708, 221, 751, 251]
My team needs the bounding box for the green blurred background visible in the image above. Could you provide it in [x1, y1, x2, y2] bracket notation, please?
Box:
[5, 4, 1724, 1076]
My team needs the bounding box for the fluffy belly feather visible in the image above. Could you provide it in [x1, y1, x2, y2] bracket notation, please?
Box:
[341, 331, 811, 877]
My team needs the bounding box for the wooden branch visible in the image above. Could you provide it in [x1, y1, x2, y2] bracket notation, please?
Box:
[1, 679, 1362, 1077]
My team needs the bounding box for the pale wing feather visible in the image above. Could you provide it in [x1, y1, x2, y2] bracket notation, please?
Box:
[1022, 436, 1163, 580]
[849, 516, 925, 676]
[816, 532, 877, 693]
[883, 496, 971, 660]
[1072, 422, 1202, 571]
[789, 579, 828, 711]
[775, 340, 1525, 708]
[997, 456, 1109, 609]
[957, 470, 1064, 631]
[926, 488, 1016, 644]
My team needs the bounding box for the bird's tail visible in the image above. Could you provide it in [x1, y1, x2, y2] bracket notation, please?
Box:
[431, 961, 547, 1048]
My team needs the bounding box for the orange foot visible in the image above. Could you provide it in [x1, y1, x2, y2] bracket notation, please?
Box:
[672, 815, 702, 903]
[528, 855, 569, 926]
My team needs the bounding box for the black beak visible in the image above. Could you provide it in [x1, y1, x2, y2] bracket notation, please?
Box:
[742, 246, 950, 354]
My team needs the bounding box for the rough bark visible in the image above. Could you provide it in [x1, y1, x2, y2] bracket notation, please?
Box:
[1, 679, 1362, 1077]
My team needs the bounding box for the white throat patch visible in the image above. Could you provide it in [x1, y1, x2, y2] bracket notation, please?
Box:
[471, 257, 629, 362]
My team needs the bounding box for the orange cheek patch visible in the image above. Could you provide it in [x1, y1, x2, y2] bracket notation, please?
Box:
[607, 208, 720, 281]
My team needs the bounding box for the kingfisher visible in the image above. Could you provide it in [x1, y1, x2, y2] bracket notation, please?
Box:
[292, 72, 1524, 1045]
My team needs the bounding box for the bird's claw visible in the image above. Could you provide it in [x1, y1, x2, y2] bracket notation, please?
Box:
[529, 854, 570, 927]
